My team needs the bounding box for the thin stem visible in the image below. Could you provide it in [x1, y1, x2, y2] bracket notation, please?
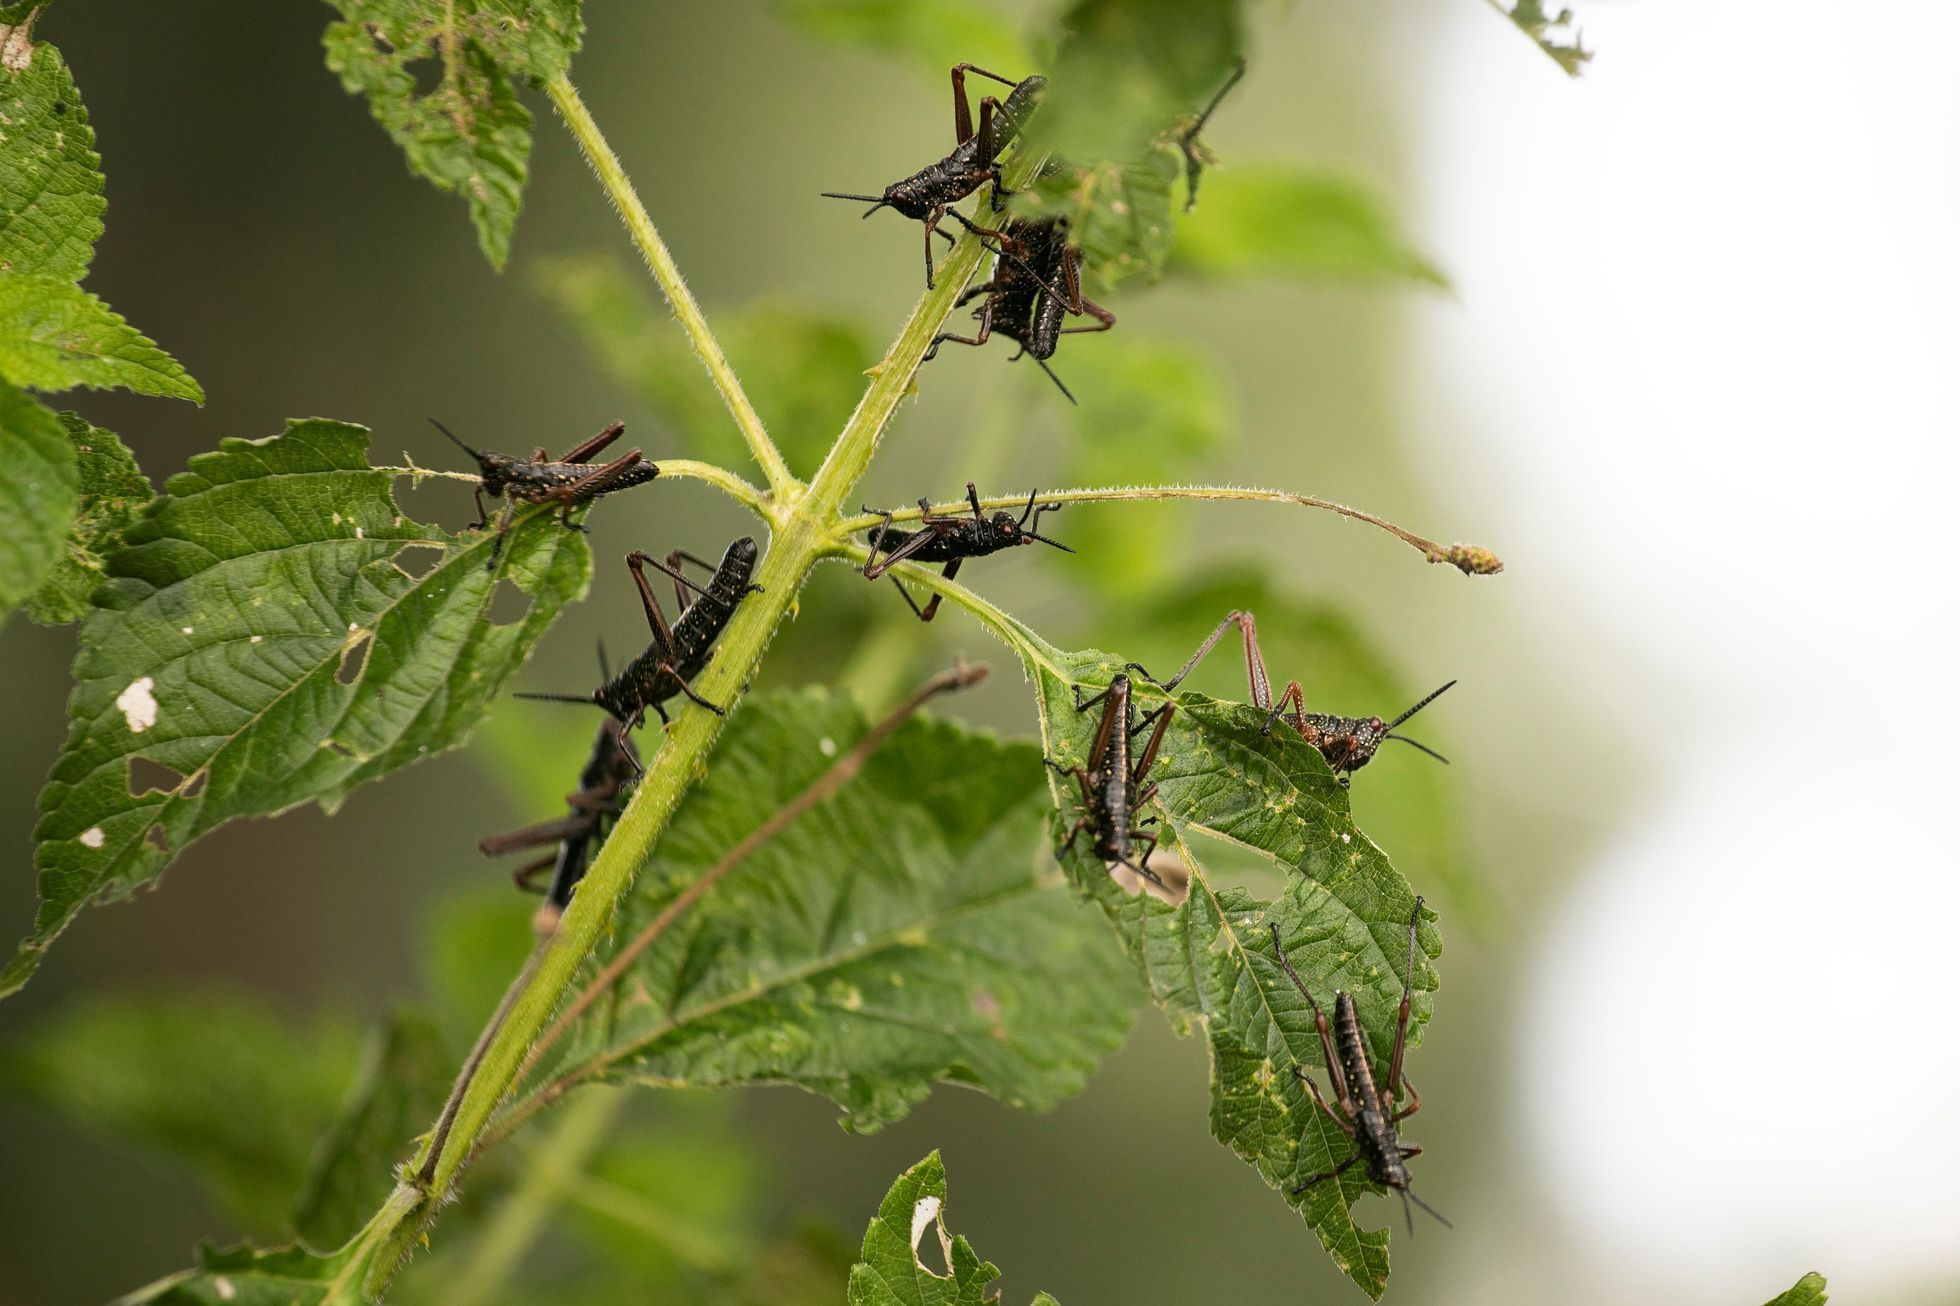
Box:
[545, 74, 799, 498]
[438, 1086, 628, 1306]
[655, 459, 773, 517]
[493, 661, 990, 1139]
[834, 484, 1504, 575]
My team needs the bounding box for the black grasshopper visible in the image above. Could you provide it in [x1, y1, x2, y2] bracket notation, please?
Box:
[926, 214, 1115, 402]
[1134, 610, 1453, 785]
[860, 483, 1070, 621]
[429, 418, 660, 570]
[518, 538, 762, 733]
[1046, 673, 1174, 887]
[478, 690, 639, 925]
[1269, 900, 1450, 1233]
[821, 63, 1045, 287]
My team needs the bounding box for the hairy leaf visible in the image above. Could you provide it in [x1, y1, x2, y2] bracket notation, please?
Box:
[0, 273, 202, 399]
[535, 255, 877, 475]
[0, 379, 75, 622]
[117, 1240, 376, 1306]
[0, 993, 357, 1230]
[292, 1009, 452, 1248]
[1121, 573, 1483, 919]
[0, 39, 104, 281]
[545, 688, 1134, 1133]
[773, 0, 1028, 77]
[1013, 144, 1180, 291]
[1764, 1273, 1828, 1306]
[1016, 628, 1438, 1298]
[23, 412, 153, 624]
[848, 1152, 1059, 1306]
[322, 0, 583, 269]
[1494, 0, 1592, 76]
[1171, 165, 1447, 288]
[5, 418, 589, 997]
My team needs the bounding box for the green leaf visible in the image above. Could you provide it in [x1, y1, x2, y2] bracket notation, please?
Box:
[1015, 629, 1438, 1299]
[1493, 1, 1592, 76]
[0, 273, 203, 399]
[846, 1152, 1059, 1306]
[1170, 165, 1448, 288]
[1013, 143, 1181, 292]
[116, 1238, 379, 1306]
[534, 255, 877, 476]
[1050, 337, 1229, 598]
[0, 993, 358, 1230]
[23, 412, 153, 624]
[0, 39, 104, 281]
[1764, 1273, 1828, 1306]
[772, 0, 1029, 78]
[0, 378, 75, 622]
[4, 418, 590, 997]
[322, 0, 584, 269]
[1035, 0, 1240, 164]
[1120, 573, 1484, 920]
[292, 1009, 452, 1248]
[549, 687, 1134, 1133]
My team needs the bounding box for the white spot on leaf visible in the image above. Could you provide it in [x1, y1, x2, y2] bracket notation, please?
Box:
[79, 827, 104, 848]
[212, 1276, 236, 1301]
[180, 625, 193, 635]
[909, 1195, 944, 1272]
[117, 677, 159, 733]
[818, 736, 837, 757]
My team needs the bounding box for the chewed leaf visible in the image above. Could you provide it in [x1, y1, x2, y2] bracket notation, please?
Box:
[546, 688, 1134, 1134]
[847, 1151, 1061, 1306]
[5, 418, 589, 998]
[1020, 634, 1439, 1299]
[0, 380, 76, 623]
[23, 413, 153, 624]
[0, 274, 202, 400]
[0, 39, 105, 281]
[115, 1239, 378, 1306]
[1492, 0, 1592, 76]
[1012, 144, 1180, 292]
[322, 0, 584, 269]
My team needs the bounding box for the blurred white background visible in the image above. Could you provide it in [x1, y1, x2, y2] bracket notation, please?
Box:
[1413, 2, 1960, 1300]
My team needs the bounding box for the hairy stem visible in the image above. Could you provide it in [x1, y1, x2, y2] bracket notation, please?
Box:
[545, 74, 798, 498]
[835, 484, 1504, 575]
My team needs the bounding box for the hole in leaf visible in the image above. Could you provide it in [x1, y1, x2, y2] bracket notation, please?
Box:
[144, 824, 171, 854]
[392, 542, 447, 580]
[909, 1197, 952, 1279]
[488, 579, 529, 626]
[337, 630, 373, 686]
[127, 755, 186, 798]
[406, 54, 443, 99]
[180, 770, 208, 800]
[323, 740, 355, 758]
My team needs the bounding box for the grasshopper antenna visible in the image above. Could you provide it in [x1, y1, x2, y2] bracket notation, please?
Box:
[1405, 1187, 1453, 1231]
[515, 691, 599, 707]
[1385, 734, 1450, 765]
[1026, 529, 1075, 554]
[820, 191, 891, 218]
[595, 639, 611, 682]
[427, 417, 483, 461]
[1385, 680, 1456, 732]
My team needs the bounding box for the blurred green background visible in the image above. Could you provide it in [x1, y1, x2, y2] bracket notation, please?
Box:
[0, 3, 1615, 1302]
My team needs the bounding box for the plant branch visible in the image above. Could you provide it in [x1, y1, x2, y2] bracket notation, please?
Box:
[545, 74, 799, 498]
[836, 484, 1504, 575]
[487, 660, 991, 1143]
[655, 459, 773, 517]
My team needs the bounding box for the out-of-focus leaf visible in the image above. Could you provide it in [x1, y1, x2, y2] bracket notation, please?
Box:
[23, 412, 152, 624]
[565, 1128, 756, 1281]
[0, 379, 75, 623]
[5, 419, 589, 998]
[0, 39, 104, 281]
[0, 994, 358, 1230]
[1171, 165, 1447, 288]
[1121, 572, 1483, 919]
[772, 0, 1029, 78]
[423, 888, 538, 1043]
[1492, 0, 1592, 76]
[847, 1152, 1060, 1306]
[1013, 626, 1439, 1299]
[0, 274, 202, 400]
[1764, 1273, 1829, 1306]
[1051, 337, 1230, 597]
[116, 1239, 377, 1306]
[292, 1010, 452, 1249]
[535, 255, 877, 475]
[321, 0, 584, 269]
[1034, 0, 1240, 163]
[542, 688, 1134, 1134]
[1013, 144, 1180, 291]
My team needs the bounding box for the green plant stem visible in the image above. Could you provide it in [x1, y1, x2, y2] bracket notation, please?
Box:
[439, 1086, 628, 1306]
[545, 74, 798, 499]
[366, 112, 1040, 1295]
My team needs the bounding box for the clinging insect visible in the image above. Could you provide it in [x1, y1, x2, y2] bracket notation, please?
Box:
[860, 483, 1071, 622]
[429, 417, 659, 570]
